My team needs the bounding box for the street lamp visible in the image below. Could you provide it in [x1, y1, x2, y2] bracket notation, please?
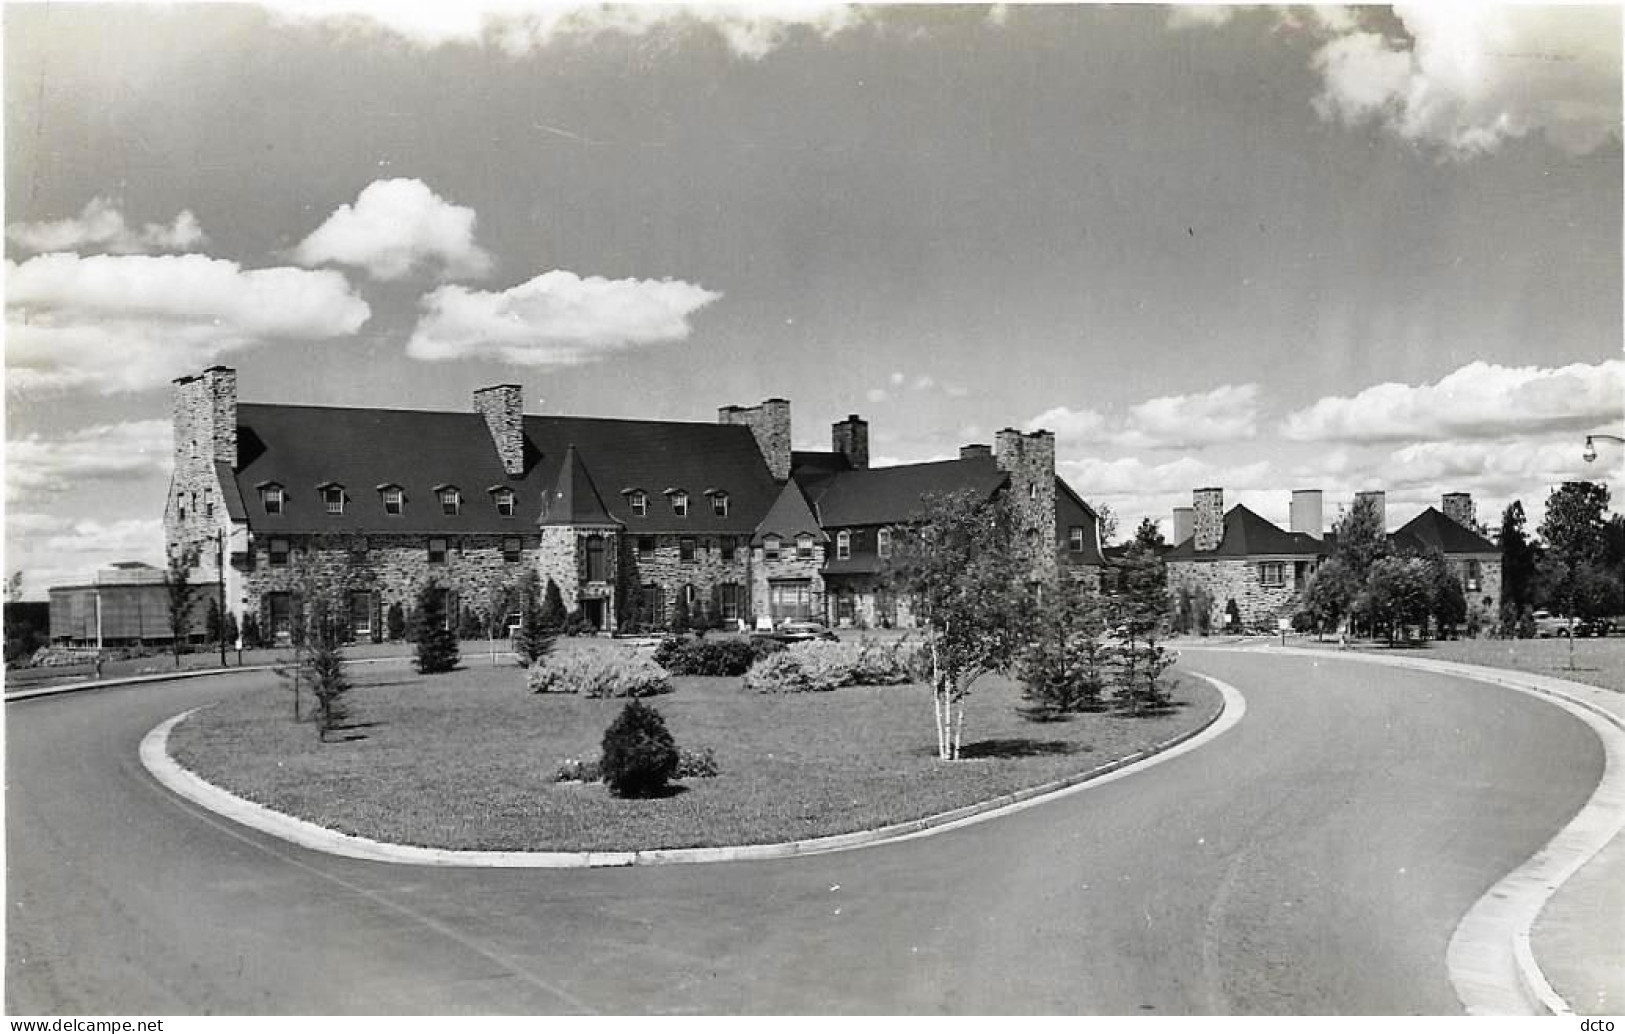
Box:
[1582, 433, 1624, 464]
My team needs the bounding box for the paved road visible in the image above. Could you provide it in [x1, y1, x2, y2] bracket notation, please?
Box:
[5, 652, 1604, 1014]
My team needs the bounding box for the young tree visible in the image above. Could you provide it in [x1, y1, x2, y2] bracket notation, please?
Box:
[303, 593, 353, 741]
[513, 569, 555, 666]
[539, 577, 568, 630]
[1297, 557, 1358, 640]
[1111, 544, 1176, 714]
[1539, 482, 1612, 628]
[413, 580, 460, 674]
[1132, 516, 1167, 552]
[885, 489, 1026, 760]
[670, 588, 692, 634]
[1498, 501, 1538, 636]
[165, 547, 201, 669]
[386, 601, 407, 642]
[1365, 556, 1433, 645]
[1328, 495, 1389, 639]
[1092, 502, 1120, 548]
[1017, 572, 1110, 717]
[1422, 552, 1467, 639]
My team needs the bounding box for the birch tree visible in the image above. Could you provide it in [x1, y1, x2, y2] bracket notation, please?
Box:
[884, 489, 1025, 760]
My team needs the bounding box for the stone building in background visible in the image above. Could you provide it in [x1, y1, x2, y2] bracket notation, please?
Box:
[164, 367, 1106, 642]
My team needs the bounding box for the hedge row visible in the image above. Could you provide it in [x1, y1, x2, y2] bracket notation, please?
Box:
[528, 650, 672, 698]
[742, 638, 929, 693]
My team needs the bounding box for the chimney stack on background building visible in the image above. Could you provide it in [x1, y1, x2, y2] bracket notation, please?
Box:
[1172, 506, 1194, 546]
[1193, 487, 1224, 552]
[1290, 489, 1324, 540]
[1442, 492, 1476, 529]
[831, 414, 869, 470]
[173, 365, 238, 470]
[473, 384, 526, 476]
[719, 399, 793, 481]
[1355, 490, 1387, 532]
[960, 443, 993, 460]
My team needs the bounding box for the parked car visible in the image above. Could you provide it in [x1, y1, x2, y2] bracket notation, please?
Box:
[1574, 616, 1614, 638]
[1533, 611, 1582, 638]
[752, 620, 839, 644]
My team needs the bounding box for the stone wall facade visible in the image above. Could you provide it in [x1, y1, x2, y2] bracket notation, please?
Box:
[994, 428, 1058, 584]
[1167, 558, 1309, 630]
[621, 534, 754, 627]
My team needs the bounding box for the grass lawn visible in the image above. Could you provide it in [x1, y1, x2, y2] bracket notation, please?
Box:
[169, 642, 1221, 852]
[1278, 633, 1625, 694]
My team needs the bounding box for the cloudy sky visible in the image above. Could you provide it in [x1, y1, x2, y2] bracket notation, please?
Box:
[5, 2, 1622, 596]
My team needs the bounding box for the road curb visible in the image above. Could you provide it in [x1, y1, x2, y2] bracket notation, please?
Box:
[141, 673, 1244, 868]
[7, 654, 424, 703]
[1190, 644, 1625, 1018]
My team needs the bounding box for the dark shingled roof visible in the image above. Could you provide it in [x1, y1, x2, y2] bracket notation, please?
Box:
[232, 403, 778, 535]
[539, 445, 619, 527]
[1392, 507, 1497, 555]
[1165, 505, 1327, 560]
[753, 480, 827, 545]
[799, 455, 1007, 527]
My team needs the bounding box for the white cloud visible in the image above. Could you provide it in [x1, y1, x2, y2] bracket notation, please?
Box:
[1167, 5, 1239, 30]
[6, 253, 371, 394]
[262, 1, 876, 60]
[889, 371, 906, 387]
[1060, 454, 1275, 498]
[1118, 382, 1259, 450]
[7, 420, 172, 503]
[1280, 360, 1625, 445]
[865, 388, 888, 404]
[406, 269, 721, 366]
[6, 198, 207, 255]
[1028, 404, 1110, 444]
[1309, 4, 1621, 156]
[294, 178, 493, 282]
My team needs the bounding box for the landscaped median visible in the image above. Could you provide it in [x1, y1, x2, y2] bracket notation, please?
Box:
[164, 639, 1223, 856]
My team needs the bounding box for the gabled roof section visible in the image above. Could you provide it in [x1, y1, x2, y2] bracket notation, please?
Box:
[538, 445, 620, 527]
[231, 403, 779, 534]
[1055, 476, 1106, 565]
[754, 479, 827, 545]
[1393, 507, 1497, 555]
[798, 454, 1007, 528]
[1165, 505, 1327, 560]
[216, 461, 248, 521]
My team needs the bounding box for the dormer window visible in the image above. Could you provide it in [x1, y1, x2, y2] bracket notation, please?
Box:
[836, 530, 851, 560]
[491, 488, 516, 518]
[319, 484, 345, 515]
[627, 490, 648, 517]
[796, 533, 814, 559]
[437, 486, 461, 516]
[670, 491, 689, 518]
[764, 535, 781, 561]
[379, 484, 404, 516]
[710, 491, 729, 518]
[259, 483, 284, 515]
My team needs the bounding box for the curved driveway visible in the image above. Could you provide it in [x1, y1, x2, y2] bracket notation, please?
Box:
[6, 653, 1603, 1014]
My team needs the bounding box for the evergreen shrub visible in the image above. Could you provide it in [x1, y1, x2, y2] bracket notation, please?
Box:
[599, 700, 679, 798]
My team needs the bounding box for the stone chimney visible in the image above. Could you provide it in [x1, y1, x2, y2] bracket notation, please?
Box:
[474, 384, 525, 476]
[719, 399, 792, 481]
[1173, 506, 1194, 546]
[1290, 489, 1324, 540]
[831, 414, 869, 470]
[1442, 492, 1475, 529]
[994, 428, 1058, 579]
[173, 365, 238, 470]
[960, 443, 992, 460]
[1355, 490, 1387, 533]
[1193, 487, 1224, 552]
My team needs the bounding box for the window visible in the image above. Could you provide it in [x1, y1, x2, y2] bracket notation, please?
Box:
[382, 486, 403, 516]
[439, 487, 461, 516]
[836, 530, 851, 560]
[640, 583, 663, 627]
[1068, 526, 1085, 553]
[428, 537, 447, 564]
[1466, 560, 1482, 591]
[671, 491, 689, 518]
[586, 537, 608, 582]
[260, 485, 284, 514]
[680, 537, 696, 563]
[629, 491, 648, 517]
[878, 528, 892, 560]
[711, 493, 729, 518]
[268, 538, 290, 567]
[638, 536, 655, 560]
[494, 489, 515, 518]
[769, 579, 813, 622]
[764, 535, 781, 561]
[323, 485, 345, 515]
[1259, 562, 1285, 588]
[177, 493, 187, 521]
[268, 592, 292, 639]
[1030, 482, 1039, 500]
[720, 536, 736, 562]
[796, 534, 814, 559]
[502, 537, 522, 563]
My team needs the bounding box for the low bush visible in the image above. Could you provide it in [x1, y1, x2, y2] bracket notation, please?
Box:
[600, 699, 679, 798]
[528, 649, 672, 698]
[554, 757, 603, 783]
[743, 638, 926, 693]
[654, 635, 782, 677]
[675, 746, 719, 779]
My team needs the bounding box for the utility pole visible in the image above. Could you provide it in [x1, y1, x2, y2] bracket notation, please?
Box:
[217, 527, 228, 667]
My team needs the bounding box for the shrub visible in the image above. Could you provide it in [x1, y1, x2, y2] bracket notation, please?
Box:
[456, 606, 483, 641]
[240, 612, 264, 650]
[554, 757, 602, 783]
[742, 638, 924, 693]
[675, 746, 719, 779]
[528, 649, 672, 698]
[654, 636, 781, 677]
[413, 583, 460, 674]
[600, 700, 679, 798]
[561, 609, 592, 637]
[539, 579, 567, 630]
[386, 603, 406, 642]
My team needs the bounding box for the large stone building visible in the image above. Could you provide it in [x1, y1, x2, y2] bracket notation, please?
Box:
[1164, 487, 1501, 630]
[165, 367, 1106, 641]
